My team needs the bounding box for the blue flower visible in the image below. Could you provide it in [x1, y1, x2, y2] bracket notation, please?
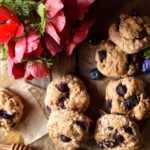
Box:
[142, 59, 150, 73]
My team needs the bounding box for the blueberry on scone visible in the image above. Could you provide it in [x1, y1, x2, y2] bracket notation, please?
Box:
[109, 14, 150, 54]
[44, 75, 90, 113]
[95, 40, 139, 77]
[105, 77, 150, 120]
[0, 88, 24, 130]
[95, 114, 143, 150]
[47, 110, 91, 149]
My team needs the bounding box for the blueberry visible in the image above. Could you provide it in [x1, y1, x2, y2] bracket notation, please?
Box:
[129, 54, 140, 64]
[0, 110, 14, 120]
[47, 106, 51, 113]
[98, 142, 105, 149]
[116, 84, 127, 96]
[98, 50, 107, 63]
[106, 100, 112, 109]
[88, 35, 100, 45]
[89, 68, 101, 80]
[75, 120, 86, 130]
[124, 127, 133, 134]
[57, 97, 66, 109]
[138, 30, 148, 39]
[57, 83, 69, 92]
[107, 126, 113, 131]
[131, 10, 141, 17]
[60, 135, 71, 142]
[113, 132, 124, 145]
[125, 95, 139, 110]
[103, 139, 116, 148]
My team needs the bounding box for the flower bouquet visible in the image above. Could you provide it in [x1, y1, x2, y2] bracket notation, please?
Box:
[0, 0, 95, 79]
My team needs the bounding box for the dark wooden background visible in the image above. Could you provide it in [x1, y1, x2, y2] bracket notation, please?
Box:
[29, 0, 150, 149]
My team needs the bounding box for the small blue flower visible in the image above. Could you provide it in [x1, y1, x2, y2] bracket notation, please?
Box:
[142, 59, 150, 73]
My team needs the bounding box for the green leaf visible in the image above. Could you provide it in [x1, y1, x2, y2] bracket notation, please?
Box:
[32, 2, 46, 34]
[143, 48, 150, 59]
[0, 44, 8, 60]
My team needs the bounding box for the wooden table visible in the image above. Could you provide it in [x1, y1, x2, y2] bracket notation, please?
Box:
[29, 0, 150, 149]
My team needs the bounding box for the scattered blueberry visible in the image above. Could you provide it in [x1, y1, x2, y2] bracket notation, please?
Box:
[57, 83, 69, 92]
[0, 110, 14, 120]
[138, 30, 148, 39]
[142, 59, 150, 73]
[60, 135, 71, 142]
[57, 97, 66, 109]
[98, 50, 107, 63]
[88, 35, 100, 45]
[98, 142, 105, 149]
[113, 132, 124, 145]
[106, 100, 112, 109]
[89, 68, 101, 80]
[107, 126, 114, 131]
[131, 10, 141, 17]
[124, 127, 133, 134]
[47, 106, 51, 113]
[125, 95, 139, 110]
[116, 84, 127, 96]
[103, 139, 116, 148]
[75, 120, 86, 130]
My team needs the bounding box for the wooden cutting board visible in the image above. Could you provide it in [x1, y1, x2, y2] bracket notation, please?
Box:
[29, 0, 150, 149]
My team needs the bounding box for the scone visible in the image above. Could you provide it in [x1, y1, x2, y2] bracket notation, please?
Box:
[0, 88, 24, 130]
[105, 77, 150, 120]
[47, 110, 91, 149]
[95, 40, 139, 77]
[109, 14, 150, 54]
[95, 114, 143, 150]
[45, 75, 90, 113]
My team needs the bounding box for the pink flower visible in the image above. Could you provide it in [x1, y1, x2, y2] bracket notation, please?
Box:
[65, 17, 95, 55]
[8, 29, 43, 63]
[24, 61, 49, 80]
[45, 0, 66, 47]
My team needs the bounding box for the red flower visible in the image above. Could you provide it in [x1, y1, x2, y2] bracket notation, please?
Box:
[0, 6, 24, 44]
[8, 29, 43, 63]
[24, 61, 49, 80]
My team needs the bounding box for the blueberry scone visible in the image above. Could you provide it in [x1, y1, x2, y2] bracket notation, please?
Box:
[105, 77, 150, 120]
[109, 14, 150, 54]
[45, 75, 90, 113]
[47, 110, 91, 149]
[95, 40, 139, 77]
[0, 88, 24, 130]
[95, 114, 143, 150]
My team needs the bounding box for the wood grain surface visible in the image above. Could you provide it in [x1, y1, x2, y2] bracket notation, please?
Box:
[29, 0, 150, 149]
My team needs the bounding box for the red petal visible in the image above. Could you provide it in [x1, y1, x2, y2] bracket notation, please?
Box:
[15, 23, 24, 37]
[46, 23, 60, 44]
[24, 71, 34, 80]
[14, 38, 26, 63]
[45, 34, 61, 56]
[27, 30, 41, 43]
[8, 40, 16, 59]
[76, 0, 95, 20]
[7, 58, 25, 79]
[26, 61, 48, 78]
[50, 11, 66, 32]
[27, 39, 40, 53]
[65, 18, 95, 55]
[0, 6, 23, 44]
[45, 0, 64, 18]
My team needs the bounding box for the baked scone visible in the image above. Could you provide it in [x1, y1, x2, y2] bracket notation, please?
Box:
[105, 77, 150, 120]
[44, 75, 90, 113]
[95, 114, 143, 150]
[0, 88, 24, 130]
[47, 110, 91, 149]
[95, 40, 139, 77]
[109, 14, 150, 54]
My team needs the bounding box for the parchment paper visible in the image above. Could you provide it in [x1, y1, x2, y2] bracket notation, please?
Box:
[0, 72, 48, 145]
